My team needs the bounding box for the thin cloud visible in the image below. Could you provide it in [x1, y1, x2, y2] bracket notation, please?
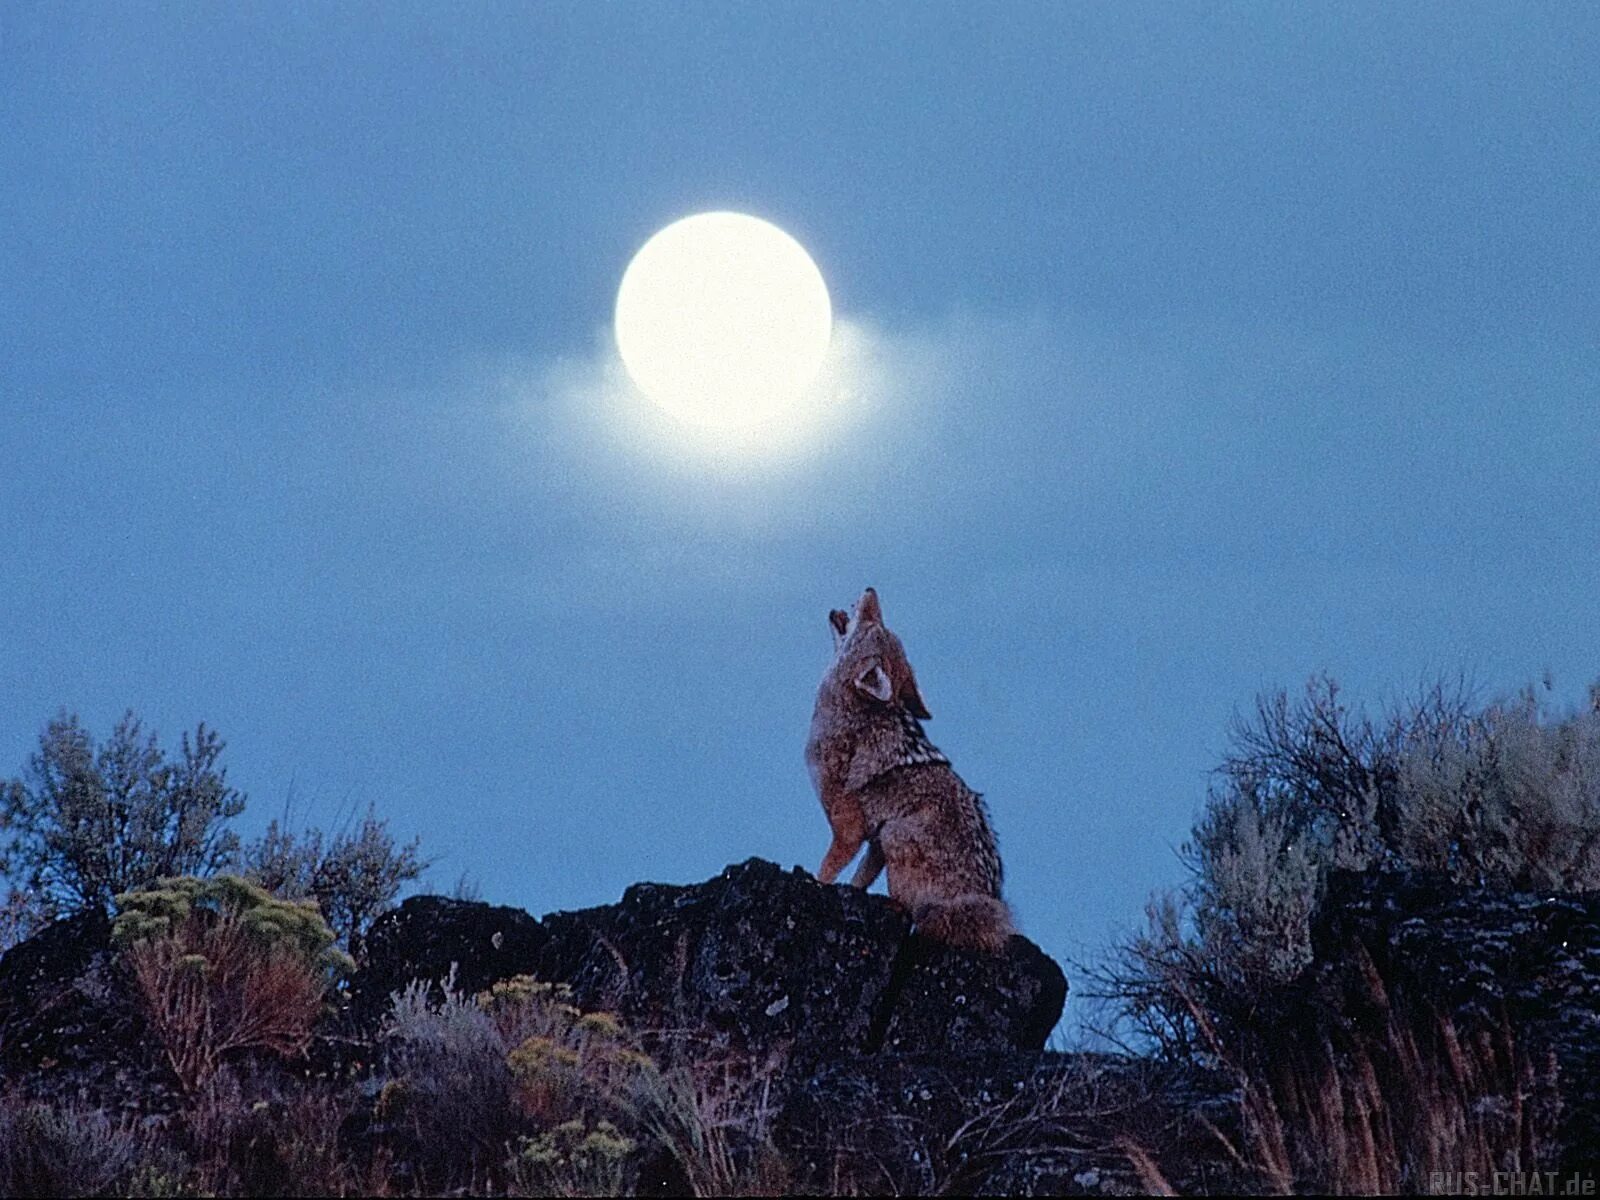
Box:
[512, 316, 917, 477]
[480, 307, 1200, 613]
[499, 308, 1103, 515]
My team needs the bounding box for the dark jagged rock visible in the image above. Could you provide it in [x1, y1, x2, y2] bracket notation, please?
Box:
[356, 859, 1066, 1060]
[0, 908, 171, 1110]
[874, 930, 1067, 1058]
[534, 858, 909, 1057]
[0, 908, 113, 1049]
[530, 858, 1065, 1060]
[1315, 869, 1600, 1170]
[781, 1052, 1244, 1196]
[350, 894, 549, 1025]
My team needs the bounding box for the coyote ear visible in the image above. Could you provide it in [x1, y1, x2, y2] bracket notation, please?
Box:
[903, 678, 932, 720]
[853, 663, 893, 704]
[829, 609, 849, 637]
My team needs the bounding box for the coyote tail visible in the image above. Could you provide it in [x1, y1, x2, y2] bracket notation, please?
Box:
[912, 894, 1015, 955]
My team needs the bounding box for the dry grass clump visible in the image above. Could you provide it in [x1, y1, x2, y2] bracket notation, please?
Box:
[183, 1067, 373, 1198]
[376, 973, 518, 1191]
[1242, 967, 1557, 1190]
[788, 1054, 1203, 1196]
[483, 976, 788, 1196]
[1141, 943, 1559, 1194]
[624, 1041, 791, 1198]
[379, 971, 768, 1196]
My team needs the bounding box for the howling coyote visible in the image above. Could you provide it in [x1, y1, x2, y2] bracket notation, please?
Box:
[805, 588, 1014, 953]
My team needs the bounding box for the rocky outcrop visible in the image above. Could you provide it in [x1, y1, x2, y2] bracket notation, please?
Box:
[352, 860, 1094, 1192]
[353, 859, 1065, 1060]
[3, 861, 1597, 1192]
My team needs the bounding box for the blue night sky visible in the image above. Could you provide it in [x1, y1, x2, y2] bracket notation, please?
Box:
[3, 4, 1597, 1027]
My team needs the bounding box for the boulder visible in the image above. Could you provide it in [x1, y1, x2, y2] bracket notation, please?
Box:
[0, 908, 170, 1110]
[350, 894, 549, 1026]
[533, 859, 908, 1058]
[873, 930, 1066, 1058]
[358, 858, 1067, 1060]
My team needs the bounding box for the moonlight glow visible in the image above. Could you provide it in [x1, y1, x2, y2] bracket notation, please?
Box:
[615, 212, 833, 428]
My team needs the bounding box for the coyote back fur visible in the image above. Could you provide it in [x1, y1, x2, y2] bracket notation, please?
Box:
[805, 587, 1014, 953]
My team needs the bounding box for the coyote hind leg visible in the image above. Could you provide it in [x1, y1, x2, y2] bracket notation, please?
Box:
[849, 839, 886, 889]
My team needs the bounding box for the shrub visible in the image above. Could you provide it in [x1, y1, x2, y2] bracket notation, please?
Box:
[481, 977, 785, 1196]
[0, 1096, 141, 1198]
[0, 710, 428, 960]
[1096, 675, 1600, 1059]
[1391, 687, 1600, 891]
[485, 977, 653, 1129]
[183, 1067, 365, 1198]
[377, 973, 759, 1196]
[1088, 672, 1585, 1189]
[113, 875, 351, 1092]
[377, 975, 519, 1191]
[504, 1119, 635, 1198]
[1, 712, 244, 918]
[240, 804, 429, 950]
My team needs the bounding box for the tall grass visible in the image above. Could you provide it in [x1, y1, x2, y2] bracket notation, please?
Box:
[1172, 943, 1557, 1193]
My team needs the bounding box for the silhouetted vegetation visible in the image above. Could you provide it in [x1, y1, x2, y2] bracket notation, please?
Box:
[1092, 676, 1600, 1054]
[240, 806, 429, 949]
[1, 712, 244, 930]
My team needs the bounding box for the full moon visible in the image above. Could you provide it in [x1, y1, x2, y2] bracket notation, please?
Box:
[614, 212, 833, 429]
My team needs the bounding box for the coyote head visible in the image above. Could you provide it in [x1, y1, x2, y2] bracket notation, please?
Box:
[824, 587, 931, 720]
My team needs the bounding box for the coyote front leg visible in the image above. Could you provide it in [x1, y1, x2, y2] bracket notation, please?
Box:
[817, 780, 867, 884]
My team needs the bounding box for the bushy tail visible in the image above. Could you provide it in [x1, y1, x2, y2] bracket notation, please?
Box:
[912, 894, 1015, 954]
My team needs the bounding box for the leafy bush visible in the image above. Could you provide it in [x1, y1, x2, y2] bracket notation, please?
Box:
[1390, 688, 1600, 891]
[1, 712, 244, 918]
[486, 977, 653, 1127]
[505, 1119, 635, 1199]
[113, 875, 352, 1092]
[240, 804, 429, 950]
[0, 708, 428, 962]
